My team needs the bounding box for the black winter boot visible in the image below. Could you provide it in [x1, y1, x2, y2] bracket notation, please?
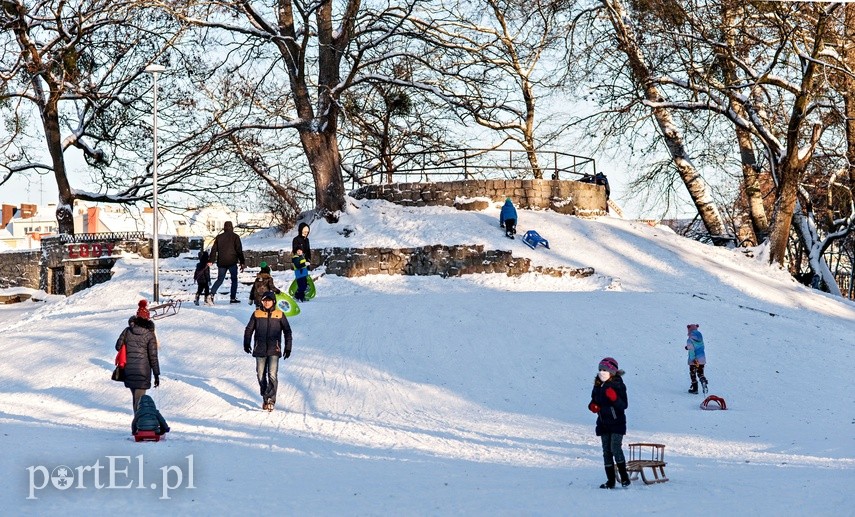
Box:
[194, 294, 200, 306]
[599, 465, 616, 489]
[688, 382, 698, 394]
[617, 462, 631, 487]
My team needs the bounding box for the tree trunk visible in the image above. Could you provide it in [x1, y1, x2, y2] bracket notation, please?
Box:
[299, 129, 346, 223]
[43, 95, 75, 235]
[718, 2, 769, 243]
[844, 4, 855, 185]
[602, 0, 729, 242]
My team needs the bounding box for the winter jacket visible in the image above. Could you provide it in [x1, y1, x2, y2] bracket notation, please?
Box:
[686, 330, 706, 365]
[250, 272, 278, 303]
[590, 375, 628, 436]
[209, 221, 245, 267]
[117, 317, 159, 390]
[292, 254, 309, 280]
[194, 261, 210, 284]
[499, 200, 517, 225]
[292, 223, 312, 262]
[244, 306, 292, 358]
[132, 395, 170, 435]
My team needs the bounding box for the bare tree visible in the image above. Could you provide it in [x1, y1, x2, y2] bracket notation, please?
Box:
[156, 1, 426, 223]
[0, 0, 188, 234]
[402, 0, 569, 178]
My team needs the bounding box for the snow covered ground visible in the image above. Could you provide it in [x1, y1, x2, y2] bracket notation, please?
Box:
[1, 198, 853, 515]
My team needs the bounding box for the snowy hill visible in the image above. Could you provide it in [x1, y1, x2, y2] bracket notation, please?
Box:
[1, 198, 853, 515]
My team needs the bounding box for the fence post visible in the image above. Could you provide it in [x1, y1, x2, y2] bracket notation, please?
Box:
[464, 152, 468, 180]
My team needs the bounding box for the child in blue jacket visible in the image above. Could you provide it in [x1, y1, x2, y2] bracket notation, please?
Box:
[132, 395, 170, 436]
[499, 197, 517, 238]
[685, 323, 708, 394]
[292, 249, 310, 302]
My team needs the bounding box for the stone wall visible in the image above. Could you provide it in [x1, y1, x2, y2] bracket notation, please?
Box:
[0, 250, 42, 289]
[244, 246, 594, 279]
[351, 179, 607, 215]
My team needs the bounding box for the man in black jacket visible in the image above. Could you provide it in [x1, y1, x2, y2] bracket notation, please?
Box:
[244, 291, 292, 411]
[208, 221, 246, 303]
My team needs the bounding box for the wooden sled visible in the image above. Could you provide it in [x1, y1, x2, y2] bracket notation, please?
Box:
[150, 299, 181, 320]
[626, 443, 669, 485]
[134, 430, 161, 442]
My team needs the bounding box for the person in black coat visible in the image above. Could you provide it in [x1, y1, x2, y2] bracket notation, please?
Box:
[588, 357, 630, 489]
[244, 291, 292, 411]
[194, 250, 212, 305]
[208, 221, 246, 303]
[116, 300, 160, 412]
[291, 222, 311, 262]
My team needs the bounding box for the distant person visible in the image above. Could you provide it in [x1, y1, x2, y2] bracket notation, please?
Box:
[685, 323, 708, 394]
[499, 197, 517, 238]
[594, 172, 611, 200]
[193, 250, 212, 306]
[117, 300, 160, 412]
[588, 357, 631, 489]
[250, 261, 280, 308]
[208, 221, 246, 304]
[244, 291, 292, 411]
[131, 394, 170, 437]
[291, 249, 310, 302]
[292, 222, 312, 262]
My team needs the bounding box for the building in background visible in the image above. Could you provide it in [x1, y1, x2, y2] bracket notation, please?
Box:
[0, 203, 60, 250]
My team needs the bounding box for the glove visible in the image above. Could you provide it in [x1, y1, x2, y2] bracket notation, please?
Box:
[239, 264, 246, 273]
[154, 375, 160, 388]
[283, 350, 291, 359]
[244, 345, 251, 354]
[588, 401, 600, 413]
[605, 387, 617, 402]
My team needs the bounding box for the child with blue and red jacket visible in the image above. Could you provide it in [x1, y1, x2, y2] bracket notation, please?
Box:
[588, 357, 630, 488]
[685, 323, 708, 394]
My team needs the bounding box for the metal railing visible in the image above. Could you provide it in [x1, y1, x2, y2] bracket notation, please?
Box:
[348, 148, 596, 188]
[42, 232, 147, 244]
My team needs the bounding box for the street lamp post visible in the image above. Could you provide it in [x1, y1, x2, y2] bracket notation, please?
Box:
[144, 64, 166, 302]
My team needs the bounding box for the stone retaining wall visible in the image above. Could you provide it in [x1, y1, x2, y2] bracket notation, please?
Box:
[244, 246, 594, 279]
[0, 250, 42, 289]
[351, 179, 607, 215]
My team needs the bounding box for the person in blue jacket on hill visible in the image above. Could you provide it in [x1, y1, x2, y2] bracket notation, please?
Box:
[685, 323, 708, 394]
[588, 357, 631, 489]
[499, 197, 517, 238]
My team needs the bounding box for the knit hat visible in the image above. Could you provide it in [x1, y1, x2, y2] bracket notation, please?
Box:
[137, 299, 150, 320]
[261, 291, 276, 302]
[687, 323, 699, 331]
[260, 261, 267, 268]
[598, 357, 619, 374]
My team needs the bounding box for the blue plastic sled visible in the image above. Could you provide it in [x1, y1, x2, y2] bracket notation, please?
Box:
[522, 230, 550, 250]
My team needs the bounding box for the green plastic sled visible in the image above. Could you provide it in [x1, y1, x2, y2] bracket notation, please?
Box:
[275, 292, 301, 316]
[288, 275, 316, 300]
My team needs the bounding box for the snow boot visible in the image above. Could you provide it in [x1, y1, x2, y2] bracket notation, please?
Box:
[599, 465, 616, 489]
[230, 298, 241, 304]
[194, 294, 200, 306]
[700, 378, 708, 394]
[617, 462, 631, 487]
[688, 382, 698, 394]
[205, 294, 214, 306]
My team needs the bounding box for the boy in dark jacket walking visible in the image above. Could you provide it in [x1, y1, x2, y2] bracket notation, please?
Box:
[194, 250, 212, 306]
[244, 291, 292, 411]
[132, 395, 170, 436]
[208, 221, 246, 304]
[588, 357, 631, 489]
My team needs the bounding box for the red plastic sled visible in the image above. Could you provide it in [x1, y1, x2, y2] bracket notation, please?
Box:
[134, 430, 162, 442]
[700, 395, 727, 410]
